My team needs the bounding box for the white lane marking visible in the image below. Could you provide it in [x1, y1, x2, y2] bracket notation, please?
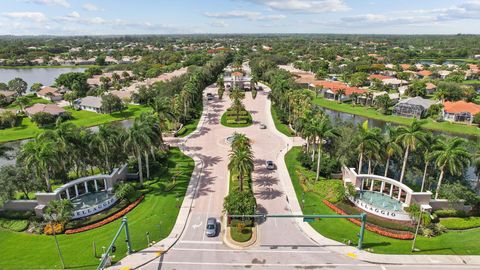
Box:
[177, 240, 223, 244]
[170, 247, 330, 253]
[381, 266, 387, 270]
[192, 221, 203, 229]
[154, 261, 373, 267]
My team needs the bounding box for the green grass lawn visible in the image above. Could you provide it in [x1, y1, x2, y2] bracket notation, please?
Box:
[0, 105, 151, 143]
[176, 117, 201, 138]
[313, 97, 480, 136]
[221, 110, 252, 128]
[0, 147, 194, 269]
[6, 96, 52, 109]
[271, 105, 294, 137]
[440, 217, 480, 230]
[285, 146, 480, 255]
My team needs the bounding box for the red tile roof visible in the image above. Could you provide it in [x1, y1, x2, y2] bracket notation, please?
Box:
[368, 74, 393, 81]
[314, 81, 366, 96]
[417, 70, 432, 77]
[400, 64, 411, 70]
[444, 101, 480, 115]
[231, 71, 243, 77]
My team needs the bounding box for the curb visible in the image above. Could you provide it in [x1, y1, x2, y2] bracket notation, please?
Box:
[222, 214, 258, 250]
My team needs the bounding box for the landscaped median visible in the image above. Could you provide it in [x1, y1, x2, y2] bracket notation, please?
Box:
[285, 146, 480, 255]
[0, 148, 194, 270]
[221, 108, 252, 128]
[312, 96, 480, 136]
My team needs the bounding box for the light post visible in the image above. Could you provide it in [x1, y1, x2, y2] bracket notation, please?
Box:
[411, 208, 423, 252]
[44, 213, 66, 269]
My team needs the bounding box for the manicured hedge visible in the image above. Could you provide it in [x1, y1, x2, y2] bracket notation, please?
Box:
[440, 217, 480, 230]
[0, 218, 29, 232]
[434, 209, 469, 218]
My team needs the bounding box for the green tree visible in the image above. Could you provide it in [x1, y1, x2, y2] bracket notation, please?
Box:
[31, 112, 56, 127]
[431, 137, 471, 199]
[396, 120, 427, 183]
[13, 96, 30, 112]
[63, 91, 78, 107]
[101, 93, 125, 114]
[115, 183, 136, 203]
[30, 82, 43, 92]
[8, 78, 28, 96]
[356, 121, 381, 174]
[310, 115, 338, 181]
[228, 147, 254, 192]
[223, 191, 256, 215]
[382, 125, 402, 177]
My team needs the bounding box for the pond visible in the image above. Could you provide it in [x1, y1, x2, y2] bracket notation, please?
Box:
[0, 67, 86, 89]
[322, 107, 478, 188]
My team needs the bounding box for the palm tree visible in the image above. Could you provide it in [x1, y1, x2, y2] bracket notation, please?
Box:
[419, 132, 438, 192]
[396, 120, 427, 183]
[430, 137, 471, 199]
[228, 148, 254, 192]
[18, 136, 59, 192]
[336, 89, 346, 103]
[217, 76, 225, 99]
[474, 142, 480, 191]
[150, 96, 175, 130]
[356, 121, 381, 174]
[311, 115, 338, 181]
[350, 93, 359, 105]
[139, 112, 163, 179]
[14, 96, 30, 112]
[231, 133, 251, 151]
[124, 118, 150, 185]
[382, 125, 402, 177]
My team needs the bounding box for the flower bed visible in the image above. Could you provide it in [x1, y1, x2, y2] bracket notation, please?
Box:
[65, 195, 145, 234]
[323, 200, 414, 240]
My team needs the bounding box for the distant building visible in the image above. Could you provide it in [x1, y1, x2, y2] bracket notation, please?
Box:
[443, 101, 480, 124]
[75, 96, 104, 113]
[37, 86, 64, 101]
[25, 104, 66, 117]
[224, 70, 251, 90]
[393, 97, 437, 119]
[416, 70, 432, 79]
[425, 83, 437, 94]
[0, 90, 17, 103]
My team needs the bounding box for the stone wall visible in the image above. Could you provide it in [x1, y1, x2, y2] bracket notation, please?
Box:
[1, 200, 38, 212]
[430, 199, 470, 211]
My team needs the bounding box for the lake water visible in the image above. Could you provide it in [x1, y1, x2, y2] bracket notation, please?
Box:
[0, 67, 86, 88]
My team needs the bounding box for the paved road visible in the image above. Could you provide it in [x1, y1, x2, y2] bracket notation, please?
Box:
[138, 84, 478, 270]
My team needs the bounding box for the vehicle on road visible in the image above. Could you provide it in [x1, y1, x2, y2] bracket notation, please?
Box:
[266, 160, 275, 170]
[205, 217, 217, 237]
[260, 123, 267, 129]
[206, 93, 214, 100]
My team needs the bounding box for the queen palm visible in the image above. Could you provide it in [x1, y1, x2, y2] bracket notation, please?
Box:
[474, 142, 480, 191]
[140, 112, 164, 179]
[311, 115, 338, 181]
[18, 136, 59, 192]
[382, 125, 402, 177]
[228, 148, 254, 192]
[356, 121, 381, 174]
[216, 76, 225, 99]
[419, 132, 438, 192]
[124, 118, 151, 185]
[396, 120, 427, 183]
[430, 137, 471, 199]
[231, 133, 251, 151]
[150, 96, 175, 130]
[336, 89, 346, 103]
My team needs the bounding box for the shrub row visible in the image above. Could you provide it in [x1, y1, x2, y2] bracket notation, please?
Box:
[226, 119, 248, 124]
[0, 218, 29, 232]
[440, 217, 480, 230]
[323, 200, 414, 240]
[65, 195, 145, 234]
[434, 209, 469, 218]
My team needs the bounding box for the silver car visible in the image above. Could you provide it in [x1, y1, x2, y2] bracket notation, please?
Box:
[259, 124, 267, 129]
[205, 217, 217, 237]
[266, 160, 275, 170]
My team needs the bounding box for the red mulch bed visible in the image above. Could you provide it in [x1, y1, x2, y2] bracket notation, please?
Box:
[65, 195, 145, 235]
[323, 200, 414, 240]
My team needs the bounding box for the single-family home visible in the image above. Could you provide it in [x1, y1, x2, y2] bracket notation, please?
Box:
[37, 86, 64, 101]
[25, 104, 66, 117]
[382, 78, 408, 89]
[426, 83, 437, 94]
[443, 101, 480, 124]
[110, 90, 133, 103]
[438, 70, 451, 79]
[75, 96, 103, 113]
[0, 90, 17, 103]
[393, 97, 437, 119]
[416, 70, 432, 79]
[315, 81, 366, 101]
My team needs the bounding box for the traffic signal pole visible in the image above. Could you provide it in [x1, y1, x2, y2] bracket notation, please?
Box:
[228, 213, 367, 249]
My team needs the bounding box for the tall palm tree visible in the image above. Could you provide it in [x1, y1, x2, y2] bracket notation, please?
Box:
[228, 148, 254, 192]
[474, 142, 480, 191]
[18, 136, 59, 192]
[419, 132, 438, 192]
[430, 137, 471, 199]
[395, 120, 427, 183]
[124, 118, 150, 185]
[383, 125, 402, 177]
[231, 133, 251, 151]
[150, 96, 175, 130]
[311, 115, 338, 181]
[356, 121, 381, 174]
[336, 89, 346, 103]
[140, 112, 163, 179]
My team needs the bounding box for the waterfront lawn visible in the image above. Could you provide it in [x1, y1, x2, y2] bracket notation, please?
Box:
[6, 96, 52, 109]
[285, 146, 480, 255]
[0, 147, 194, 270]
[271, 105, 294, 137]
[313, 97, 480, 136]
[0, 105, 151, 143]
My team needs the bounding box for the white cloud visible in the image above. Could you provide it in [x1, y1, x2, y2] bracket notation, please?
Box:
[210, 21, 228, 28]
[67, 11, 80, 18]
[245, 0, 349, 13]
[204, 10, 285, 21]
[3, 11, 47, 22]
[25, 0, 70, 8]
[82, 3, 102, 12]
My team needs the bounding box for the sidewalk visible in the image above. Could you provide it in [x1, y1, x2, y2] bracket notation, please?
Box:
[261, 82, 480, 266]
[109, 96, 210, 270]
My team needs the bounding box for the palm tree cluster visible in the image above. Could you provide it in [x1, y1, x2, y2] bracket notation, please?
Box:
[250, 59, 477, 200]
[228, 133, 254, 192]
[228, 87, 246, 122]
[15, 112, 165, 193]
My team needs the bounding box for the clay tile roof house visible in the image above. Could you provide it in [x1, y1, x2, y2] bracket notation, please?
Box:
[368, 74, 394, 82]
[416, 70, 433, 78]
[426, 83, 437, 94]
[315, 80, 366, 101]
[37, 86, 64, 101]
[400, 64, 411, 71]
[25, 104, 66, 117]
[443, 100, 480, 124]
[110, 90, 133, 102]
[0, 90, 17, 103]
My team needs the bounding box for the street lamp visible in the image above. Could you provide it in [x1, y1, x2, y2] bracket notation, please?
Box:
[411, 208, 424, 252]
[44, 213, 66, 269]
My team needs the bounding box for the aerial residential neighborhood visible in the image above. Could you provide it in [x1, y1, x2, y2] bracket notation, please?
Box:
[0, 1, 480, 270]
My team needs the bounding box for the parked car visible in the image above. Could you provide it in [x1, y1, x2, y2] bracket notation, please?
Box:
[266, 160, 275, 170]
[259, 123, 267, 129]
[206, 93, 214, 100]
[257, 86, 263, 91]
[205, 217, 217, 237]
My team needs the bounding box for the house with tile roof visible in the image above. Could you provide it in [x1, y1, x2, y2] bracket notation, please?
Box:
[443, 100, 480, 124]
[315, 80, 367, 101]
[37, 86, 64, 101]
[25, 104, 66, 117]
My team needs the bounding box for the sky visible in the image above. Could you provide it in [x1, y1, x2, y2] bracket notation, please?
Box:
[1, 0, 480, 35]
